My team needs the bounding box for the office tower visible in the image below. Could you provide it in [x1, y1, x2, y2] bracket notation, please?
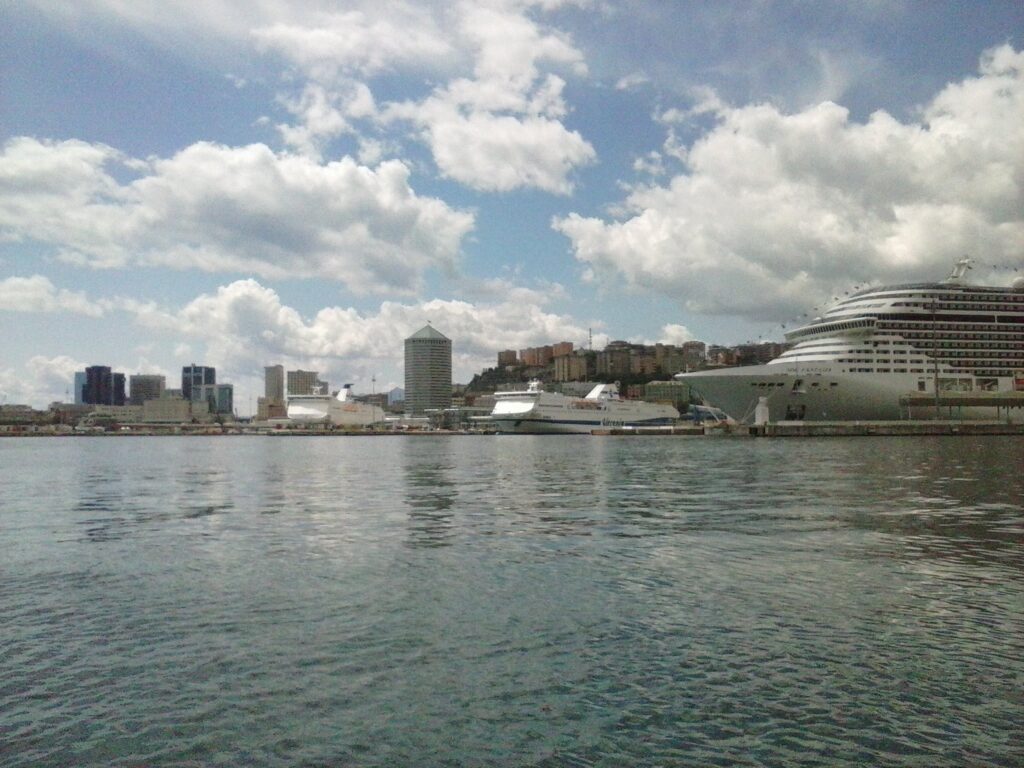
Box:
[73, 371, 86, 404]
[404, 324, 451, 415]
[265, 365, 285, 401]
[129, 374, 166, 405]
[83, 366, 126, 405]
[182, 364, 215, 401]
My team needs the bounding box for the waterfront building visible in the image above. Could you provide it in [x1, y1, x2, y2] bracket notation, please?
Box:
[193, 383, 234, 415]
[87, 405, 143, 425]
[287, 369, 327, 396]
[129, 374, 166, 405]
[497, 350, 518, 367]
[405, 324, 452, 415]
[645, 380, 692, 409]
[256, 397, 287, 421]
[257, 364, 287, 420]
[142, 397, 210, 423]
[182, 365, 215, 401]
[83, 366, 126, 406]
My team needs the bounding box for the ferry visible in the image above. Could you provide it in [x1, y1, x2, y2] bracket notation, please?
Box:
[287, 384, 385, 427]
[490, 380, 679, 433]
[676, 259, 1024, 423]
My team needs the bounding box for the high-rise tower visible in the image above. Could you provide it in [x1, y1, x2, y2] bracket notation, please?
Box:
[404, 324, 452, 415]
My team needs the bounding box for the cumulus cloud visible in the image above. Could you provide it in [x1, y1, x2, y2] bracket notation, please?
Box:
[0, 275, 105, 316]
[0, 138, 474, 294]
[255, 0, 596, 194]
[554, 45, 1024, 321]
[253, 5, 455, 82]
[0, 355, 85, 407]
[383, 2, 595, 193]
[658, 324, 696, 345]
[122, 278, 594, 392]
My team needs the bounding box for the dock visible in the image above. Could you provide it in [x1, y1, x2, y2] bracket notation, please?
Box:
[591, 420, 1024, 437]
[745, 420, 1024, 437]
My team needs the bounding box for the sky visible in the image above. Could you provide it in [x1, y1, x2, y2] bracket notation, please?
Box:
[2, 0, 1023, 412]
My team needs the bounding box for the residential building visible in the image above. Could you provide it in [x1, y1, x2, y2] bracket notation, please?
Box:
[404, 324, 452, 415]
[553, 350, 593, 382]
[551, 341, 573, 357]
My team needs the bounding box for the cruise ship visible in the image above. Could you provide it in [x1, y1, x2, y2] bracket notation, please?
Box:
[287, 384, 385, 426]
[490, 380, 679, 433]
[676, 259, 1024, 423]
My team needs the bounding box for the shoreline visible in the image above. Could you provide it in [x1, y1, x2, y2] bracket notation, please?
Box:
[4, 419, 1024, 438]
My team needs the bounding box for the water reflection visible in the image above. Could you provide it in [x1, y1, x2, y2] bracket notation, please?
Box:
[832, 437, 1024, 571]
[401, 437, 457, 547]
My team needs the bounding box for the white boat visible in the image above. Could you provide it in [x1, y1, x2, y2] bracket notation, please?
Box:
[287, 384, 385, 427]
[676, 259, 1024, 423]
[489, 380, 679, 433]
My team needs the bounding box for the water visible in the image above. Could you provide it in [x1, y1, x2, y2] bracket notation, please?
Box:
[1, 435, 1022, 767]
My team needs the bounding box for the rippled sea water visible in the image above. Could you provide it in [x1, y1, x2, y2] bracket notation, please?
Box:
[1, 435, 1022, 767]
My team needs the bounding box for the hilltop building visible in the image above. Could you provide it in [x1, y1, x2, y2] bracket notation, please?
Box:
[404, 324, 452, 415]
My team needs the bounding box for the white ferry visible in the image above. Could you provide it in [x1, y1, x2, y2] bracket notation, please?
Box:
[676, 259, 1024, 423]
[489, 381, 679, 434]
[287, 384, 385, 427]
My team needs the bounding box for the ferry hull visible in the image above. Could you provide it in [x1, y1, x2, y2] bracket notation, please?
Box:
[491, 415, 677, 434]
[490, 383, 679, 434]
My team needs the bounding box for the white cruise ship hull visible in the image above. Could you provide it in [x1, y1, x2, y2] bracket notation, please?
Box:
[679, 261, 1024, 424]
[681, 365, 1024, 423]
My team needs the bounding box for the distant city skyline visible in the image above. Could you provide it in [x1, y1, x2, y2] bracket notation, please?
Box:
[2, 2, 1023, 411]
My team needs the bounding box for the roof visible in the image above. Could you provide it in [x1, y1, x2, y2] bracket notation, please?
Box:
[407, 324, 450, 341]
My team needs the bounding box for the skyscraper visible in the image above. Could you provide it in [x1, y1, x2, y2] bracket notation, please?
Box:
[182, 364, 215, 401]
[73, 371, 86, 405]
[83, 366, 126, 405]
[404, 324, 451, 415]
